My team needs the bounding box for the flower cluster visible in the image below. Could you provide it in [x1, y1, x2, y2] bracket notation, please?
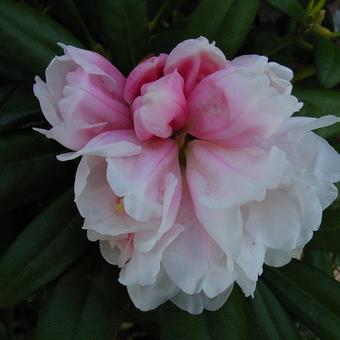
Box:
[34, 37, 340, 314]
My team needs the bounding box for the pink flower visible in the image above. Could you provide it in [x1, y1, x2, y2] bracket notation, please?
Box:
[35, 37, 340, 314]
[33, 44, 132, 150]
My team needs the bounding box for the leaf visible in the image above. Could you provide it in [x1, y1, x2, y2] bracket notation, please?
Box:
[35, 252, 131, 340]
[0, 0, 83, 78]
[157, 286, 257, 340]
[214, 0, 260, 58]
[0, 130, 75, 213]
[149, 30, 185, 54]
[47, 0, 94, 47]
[303, 249, 333, 277]
[0, 191, 88, 307]
[75, 0, 149, 74]
[314, 34, 340, 88]
[184, 0, 234, 40]
[293, 87, 340, 138]
[306, 208, 340, 253]
[250, 281, 301, 340]
[263, 260, 340, 339]
[0, 84, 41, 130]
[265, 0, 305, 22]
[0, 319, 9, 340]
[0, 51, 31, 84]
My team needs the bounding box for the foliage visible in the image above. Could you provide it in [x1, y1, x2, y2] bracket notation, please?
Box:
[0, 0, 340, 339]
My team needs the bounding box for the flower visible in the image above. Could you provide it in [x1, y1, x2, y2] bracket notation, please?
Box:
[35, 37, 340, 314]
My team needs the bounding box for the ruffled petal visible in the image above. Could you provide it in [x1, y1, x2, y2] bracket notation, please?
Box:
[164, 37, 226, 94]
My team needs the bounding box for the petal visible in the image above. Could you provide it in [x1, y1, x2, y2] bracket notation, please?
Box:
[170, 286, 233, 314]
[132, 71, 187, 140]
[57, 130, 142, 161]
[162, 182, 235, 297]
[186, 140, 286, 258]
[119, 224, 184, 286]
[124, 54, 167, 104]
[187, 68, 302, 147]
[264, 247, 302, 267]
[60, 44, 126, 100]
[164, 37, 226, 94]
[127, 268, 178, 311]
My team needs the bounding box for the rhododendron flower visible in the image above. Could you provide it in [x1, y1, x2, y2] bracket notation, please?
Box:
[34, 37, 340, 314]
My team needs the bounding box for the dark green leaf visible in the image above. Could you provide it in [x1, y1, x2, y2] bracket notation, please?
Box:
[263, 260, 340, 339]
[149, 30, 184, 54]
[0, 84, 41, 130]
[0, 191, 88, 307]
[157, 286, 257, 340]
[0, 319, 9, 340]
[0, 131, 75, 213]
[35, 252, 129, 340]
[184, 0, 234, 40]
[214, 0, 260, 58]
[303, 249, 333, 277]
[293, 87, 340, 138]
[306, 208, 340, 253]
[47, 0, 94, 47]
[250, 280, 300, 340]
[314, 34, 340, 88]
[0, 51, 31, 84]
[0, 0, 82, 77]
[75, 0, 148, 74]
[265, 0, 306, 23]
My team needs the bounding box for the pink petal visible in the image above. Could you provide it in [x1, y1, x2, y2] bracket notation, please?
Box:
[132, 72, 187, 140]
[124, 54, 167, 104]
[164, 37, 226, 94]
[187, 68, 302, 147]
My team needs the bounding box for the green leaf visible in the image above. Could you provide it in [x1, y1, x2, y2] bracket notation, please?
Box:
[306, 208, 340, 253]
[0, 319, 9, 340]
[250, 281, 301, 340]
[35, 252, 130, 340]
[303, 249, 333, 277]
[263, 260, 340, 339]
[214, 0, 260, 58]
[265, 0, 306, 23]
[184, 0, 234, 40]
[0, 191, 88, 307]
[149, 30, 184, 54]
[293, 87, 340, 138]
[0, 0, 83, 78]
[0, 131, 75, 213]
[47, 0, 94, 47]
[75, 0, 148, 74]
[157, 286, 257, 340]
[0, 84, 41, 130]
[0, 51, 31, 84]
[314, 34, 340, 88]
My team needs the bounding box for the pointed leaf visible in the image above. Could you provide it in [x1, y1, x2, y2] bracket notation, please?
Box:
[314, 34, 340, 88]
[35, 252, 131, 340]
[0, 0, 82, 77]
[0, 84, 41, 130]
[214, 0, 260, 58]
[0, 131, 75, 213]
[263, 260, 340, 340]
[250, 280, 300, 340]
[0, 191, 88, 307]
[265, 0, 305, 23]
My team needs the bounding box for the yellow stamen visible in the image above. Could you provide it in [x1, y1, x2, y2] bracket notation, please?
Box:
[115, 198, 124, 213]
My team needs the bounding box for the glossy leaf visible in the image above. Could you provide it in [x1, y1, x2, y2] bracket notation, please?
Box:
[263, 260, 340, 339]
[306, 208, 340, 253]
[0, 131, 75, 213]
[250, 281, 300, 340]
[75, 0, 148, 74]
[184, 0, 234, 40]
[0, 191, 88, 307]
[35, 252, 130, 340]
[214, 0, 260, 58]
[265, 0, 305, 23]
[314, 34, 340, 88]
[0, 84, 41, 130]
[0, 0, 82, 77]
[293, 87, 340, 138]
